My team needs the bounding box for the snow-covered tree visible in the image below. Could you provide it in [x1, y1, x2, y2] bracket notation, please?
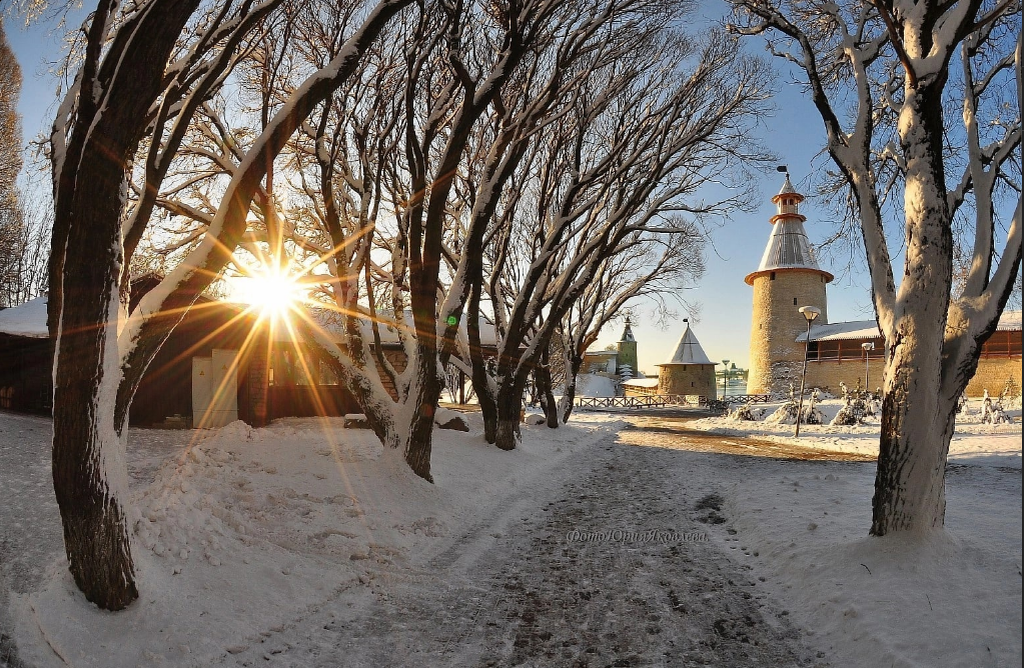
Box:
[40, 0, 412, 610]
[469, 26, 771, 450]
[729, 0, 1021, 535]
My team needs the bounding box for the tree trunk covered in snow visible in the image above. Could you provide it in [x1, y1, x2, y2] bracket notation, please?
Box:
[559, 350, 584, 424]
[48, 0, 202, 611]
[870, 86, 954, 534]
[534, 350, 559, 428]
[730, 0, 1022, 536]
[494, 377, 526, 451]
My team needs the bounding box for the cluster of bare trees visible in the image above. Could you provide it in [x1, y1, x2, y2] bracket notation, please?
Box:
[0, 17, 47, 307]
[37, 0, 1018, 613]
[31, 0, 766, 609]
[729, 0, 1021, 535]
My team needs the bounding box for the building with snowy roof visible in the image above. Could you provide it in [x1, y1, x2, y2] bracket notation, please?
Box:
[0, 276, 498, 426]
[746, 176, 1022, 397]
[655, 319, 717, 398]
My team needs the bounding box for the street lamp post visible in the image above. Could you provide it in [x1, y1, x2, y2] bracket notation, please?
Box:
[721, 359, 730, 400]
[794, 306, 821, 437]
[861, 342, 875, 392]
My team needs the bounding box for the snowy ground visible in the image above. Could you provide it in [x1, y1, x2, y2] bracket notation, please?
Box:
[0, 404, 1020, 667]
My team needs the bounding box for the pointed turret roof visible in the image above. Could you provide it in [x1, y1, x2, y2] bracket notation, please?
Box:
[773, 175, 804, 201]
[745, 175, 833, 285]
[657, 320, 713, 366]
[619, 317, 635, 342]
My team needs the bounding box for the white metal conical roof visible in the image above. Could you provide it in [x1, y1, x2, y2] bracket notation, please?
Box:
[658, 321, 713, 366]
[755, 218, 822, 272]
[746, 176, 833, 284]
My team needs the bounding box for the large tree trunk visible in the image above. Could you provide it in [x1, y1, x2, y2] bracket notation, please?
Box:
[52, 278, 138, 610]
[493, 379, 524, 451]
[871, 337, 955, 534]
[558, 352, 583, 424]
[870, 87, 955, 535]
[534, 363, 559, 428]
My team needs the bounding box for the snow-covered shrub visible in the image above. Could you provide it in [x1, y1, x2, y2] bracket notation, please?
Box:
[831, 404, 860, 426]
[800, 403, 826, 425]
[765, 401, 799, 424]
[729, 402, 760, 421]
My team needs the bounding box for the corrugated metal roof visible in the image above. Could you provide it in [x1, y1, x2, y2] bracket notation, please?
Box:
[796, 320, 880, 342]
[796, 311, 1023, 342]
[658, 322, 713, 365]
[754, 218, 824, 274]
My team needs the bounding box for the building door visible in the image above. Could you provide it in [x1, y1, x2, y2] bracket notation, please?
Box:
[192, 349, 239, 428]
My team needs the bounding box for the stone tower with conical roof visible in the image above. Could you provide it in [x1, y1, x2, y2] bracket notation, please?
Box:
[656, 319, 717, 398]
[745, 175, 833, 395]
[616, 317, 638, 377]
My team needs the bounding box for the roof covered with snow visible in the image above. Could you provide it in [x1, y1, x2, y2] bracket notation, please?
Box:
[622, 378, 659, 388]
[796, 310, 1023, 342]
[658, 321, 713, 366]
[0, 297, 498, 347]
[796, 320, 881, 342]
[0, 296, 49, 338]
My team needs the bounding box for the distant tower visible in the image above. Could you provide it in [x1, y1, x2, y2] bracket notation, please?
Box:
[616, 317, 638, 376]
[745, 174, 833, 395]
[657, 319, 717, 398]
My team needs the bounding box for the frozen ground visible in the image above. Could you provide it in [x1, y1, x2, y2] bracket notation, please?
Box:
[0, 404, 1020, 667]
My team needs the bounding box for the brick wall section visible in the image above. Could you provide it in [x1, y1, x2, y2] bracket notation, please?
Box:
[799, 355, 1021, 398]
[747, 268, 829, 394]
[965, 357, 1022, 398]
[658, 364, 717, 398]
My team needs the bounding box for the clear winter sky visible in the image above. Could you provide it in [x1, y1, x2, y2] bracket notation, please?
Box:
[4, 4, 879, 374]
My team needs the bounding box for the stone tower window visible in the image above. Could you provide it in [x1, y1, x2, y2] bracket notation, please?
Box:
[770, 272, 776, 280]
[793, 297, 797, 305]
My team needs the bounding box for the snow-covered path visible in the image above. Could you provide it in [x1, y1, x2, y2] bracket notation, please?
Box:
[212, 425, 822, 667]
[2, 410, 1018, 667]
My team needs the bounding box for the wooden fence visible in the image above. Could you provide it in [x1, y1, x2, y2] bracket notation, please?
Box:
[574, 393, 772, 411]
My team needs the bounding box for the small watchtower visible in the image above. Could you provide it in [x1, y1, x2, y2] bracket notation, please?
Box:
[657, 319, 716, 398]
[745, 174, 833, 395]
[616, 317, 638, 377]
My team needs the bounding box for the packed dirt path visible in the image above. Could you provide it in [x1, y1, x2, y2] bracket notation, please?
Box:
[216, 416, 833, 667]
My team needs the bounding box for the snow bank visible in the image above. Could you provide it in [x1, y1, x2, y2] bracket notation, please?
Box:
[717, 465, 1022, 668]
[689, 397, 1022, 467]
[576, 373, 617, 397]
[12, 416, 620, 668]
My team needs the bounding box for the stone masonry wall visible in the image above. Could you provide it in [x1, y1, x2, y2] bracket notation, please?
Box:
[965, 357, 1022, 398]
[659, 364, 717, 398]
[747, 269, 829, 395]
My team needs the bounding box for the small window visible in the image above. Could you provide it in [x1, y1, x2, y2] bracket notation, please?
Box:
[793, 297, 798, 305]
[770, 272, 776, 280]
[691, 382, 695, 387]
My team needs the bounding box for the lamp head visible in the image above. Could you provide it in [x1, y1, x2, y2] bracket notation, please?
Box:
[861, 342, 875, 351]
[798, 306, 821, 323]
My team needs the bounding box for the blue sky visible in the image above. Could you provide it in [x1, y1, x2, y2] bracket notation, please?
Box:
[4, 6, 880, 374]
